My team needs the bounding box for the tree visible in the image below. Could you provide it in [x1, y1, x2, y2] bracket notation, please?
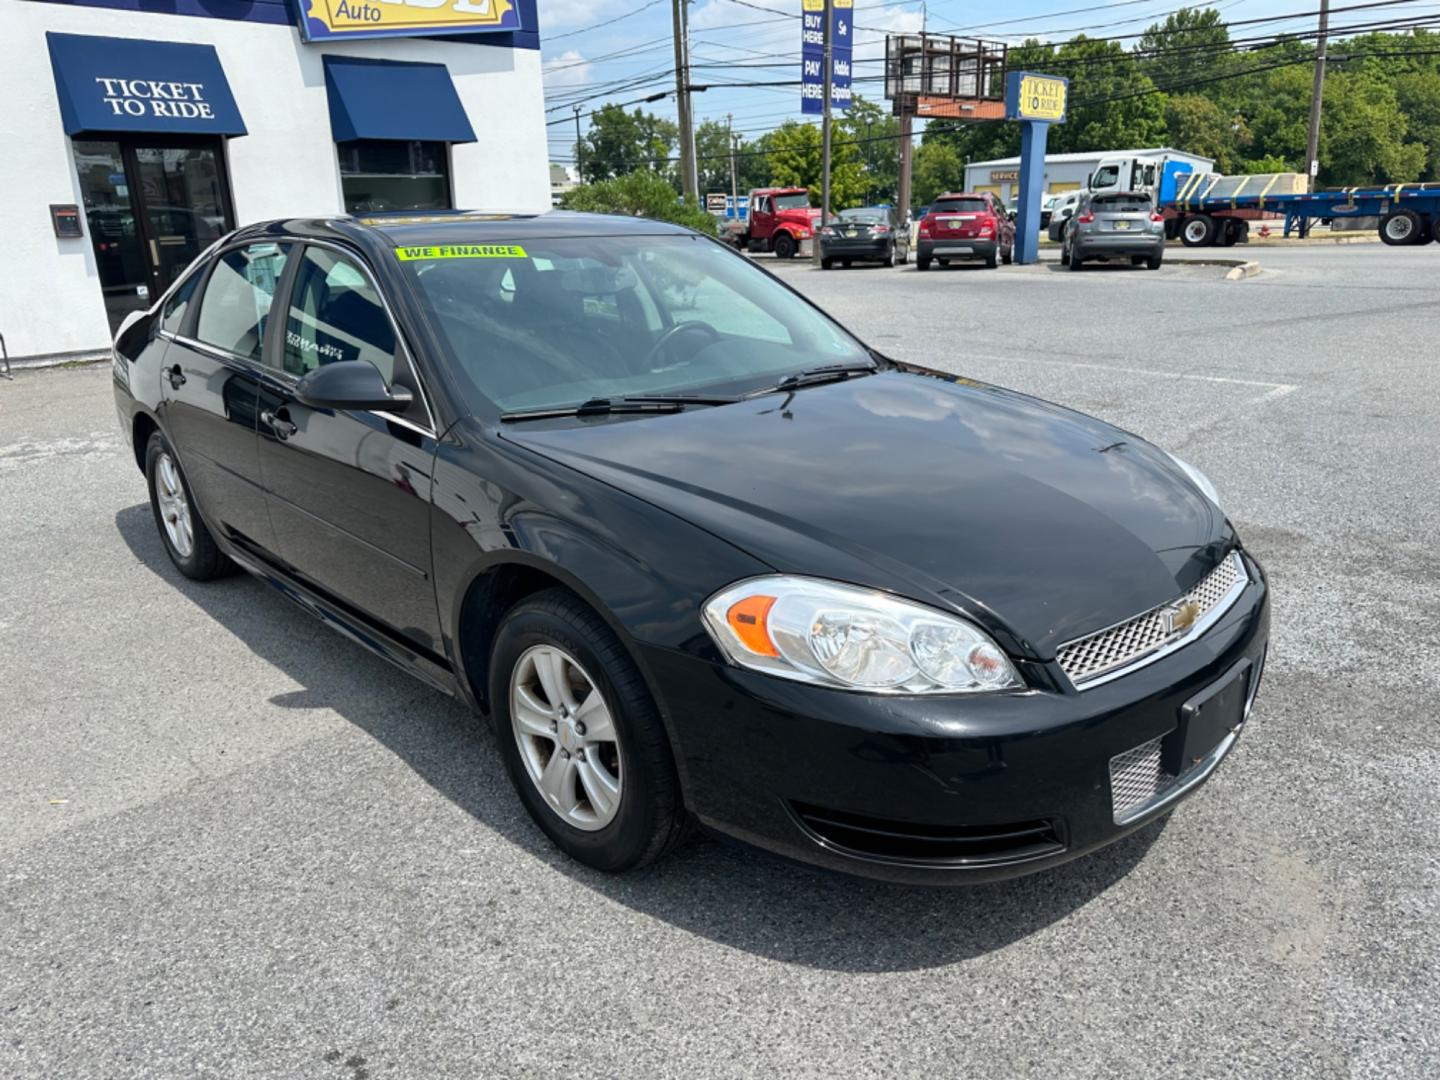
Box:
[1164, 94, 1245, 172]
[911, 140, 966, 207]
[1137, 8, 1232, 97]
[562, 170, 718, 235]
[1045, 36, 1168, 154]
[694, 119, 737, 197]
[575, 104, 678, 184]
[838, 96, 901, 205]
[764, 121, 867, 208]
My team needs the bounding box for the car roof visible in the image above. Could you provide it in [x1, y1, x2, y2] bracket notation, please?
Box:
[932, 192, 991, 201]
[225, 209, 697, 254]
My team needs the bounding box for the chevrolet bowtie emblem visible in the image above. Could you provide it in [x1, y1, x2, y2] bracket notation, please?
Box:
[1165, 599, 1202, 635]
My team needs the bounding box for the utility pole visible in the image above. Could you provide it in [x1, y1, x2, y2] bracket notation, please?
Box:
[728, 113, 739, 209]
[573, 104, 584, 183]
[897, 113, 913, 222]
[813, 0, 833, 267]
[671, 0, 698, 201]
[1304, 0, 1330, 193]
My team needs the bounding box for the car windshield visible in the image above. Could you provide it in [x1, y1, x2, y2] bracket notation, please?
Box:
[399, 233, 872, 413]
[773, 193, 811, 211]
[930, 198, 987, 214]
[837, 209, 887, 223]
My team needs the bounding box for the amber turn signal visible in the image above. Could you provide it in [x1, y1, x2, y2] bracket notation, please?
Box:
[726, 595, 778, 656]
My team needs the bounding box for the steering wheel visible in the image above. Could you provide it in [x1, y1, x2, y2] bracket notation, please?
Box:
[645, 320, 720, 370]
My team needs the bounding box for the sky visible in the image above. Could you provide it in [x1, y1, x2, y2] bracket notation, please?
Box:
[535, 0, 1439, 168]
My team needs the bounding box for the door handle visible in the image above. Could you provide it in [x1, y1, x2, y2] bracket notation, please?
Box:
[261, 408, 298, 440]
[166, 364, 186, 389]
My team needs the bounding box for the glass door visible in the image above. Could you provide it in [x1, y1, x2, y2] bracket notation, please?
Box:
[72, 140, 149, 333]
[131, 142, 234, 295]
[71, 138, 236, 333]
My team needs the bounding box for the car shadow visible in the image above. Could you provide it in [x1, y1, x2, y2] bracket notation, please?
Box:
[116, 502, 1166, 974]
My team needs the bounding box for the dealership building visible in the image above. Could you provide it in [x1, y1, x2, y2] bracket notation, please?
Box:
[963, 147, 1215, 205]
[1, 0, 548, 363]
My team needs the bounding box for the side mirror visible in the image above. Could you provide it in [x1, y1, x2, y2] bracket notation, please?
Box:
[295, 360, 413, 412]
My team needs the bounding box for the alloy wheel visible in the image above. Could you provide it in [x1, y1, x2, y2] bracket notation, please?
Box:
[510, 644, 623, 831]
[154, 452, 194, 558]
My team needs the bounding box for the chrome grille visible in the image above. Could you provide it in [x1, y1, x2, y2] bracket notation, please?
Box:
[1108, 736, 1179, 820]
[1056, 553, 1245, 687]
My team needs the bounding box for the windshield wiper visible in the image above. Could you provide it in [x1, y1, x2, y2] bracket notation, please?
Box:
[500, 396, 729, 422]
[748, 362, 879, 398]
[621, 393, 742, 406]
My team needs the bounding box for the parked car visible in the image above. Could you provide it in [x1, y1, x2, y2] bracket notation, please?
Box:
[1062, 190, 1166, 270]
[820, 206, 909, 268]
[1047, 191, 1082, 242]
[1040, 194, 1059, 229]
[113, 211, 1267, 885]
[915, 192, 1015, 270]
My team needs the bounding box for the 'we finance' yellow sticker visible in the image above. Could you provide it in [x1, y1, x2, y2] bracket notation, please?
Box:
[394, 244, 528, 261]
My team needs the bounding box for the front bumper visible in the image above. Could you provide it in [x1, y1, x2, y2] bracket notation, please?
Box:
[919, 238, 996, 261]
[1073, 231, 1165, 257]
[646, 550, 1269, 885]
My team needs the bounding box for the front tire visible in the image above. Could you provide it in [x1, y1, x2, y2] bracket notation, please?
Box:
[772, 232, 796, 259]
[144, 431, 233, 580]
[489, 588, 687, 873]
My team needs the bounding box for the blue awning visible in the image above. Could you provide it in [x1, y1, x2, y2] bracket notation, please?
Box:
[323, 57, 476, 144]
[46, 33, 246, 137]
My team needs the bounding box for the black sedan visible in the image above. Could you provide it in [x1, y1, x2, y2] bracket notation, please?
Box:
[112, 211, 1268, 884]
[819, 206, 909, 268]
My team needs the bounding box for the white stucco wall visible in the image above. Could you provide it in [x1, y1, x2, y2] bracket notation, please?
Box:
[0, 0, 548, 360]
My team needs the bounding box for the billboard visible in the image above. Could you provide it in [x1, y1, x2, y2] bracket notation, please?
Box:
[800, 0, 852, 115]
[294, 0, 523, 43]
[1004, 71, 1069, 123]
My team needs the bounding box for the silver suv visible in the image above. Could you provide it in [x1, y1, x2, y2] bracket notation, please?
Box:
[1062, 191, 1165, 271]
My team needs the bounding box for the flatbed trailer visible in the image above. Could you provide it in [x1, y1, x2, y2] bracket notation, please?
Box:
[1163, 174, 1440, 247]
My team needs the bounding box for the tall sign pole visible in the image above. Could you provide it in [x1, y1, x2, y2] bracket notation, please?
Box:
[672, 0, 698, 201]
[1004, 71, 1068, 265]
[728, 113, 739, 209]
[821, 0, 833, 233]
[1304, 0, 1330, 192]
[573, 104, 584, 183]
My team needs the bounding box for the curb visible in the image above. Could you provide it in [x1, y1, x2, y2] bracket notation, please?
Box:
[2, 351, 109, 376]
[1224, 261, 1262, 280]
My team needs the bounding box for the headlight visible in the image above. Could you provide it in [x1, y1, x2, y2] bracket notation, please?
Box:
[1166, 452, 1220, 507]
[701, 576, 1023, 694]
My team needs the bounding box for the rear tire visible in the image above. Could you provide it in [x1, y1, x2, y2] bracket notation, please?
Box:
[1379, 208, 1423, 246]
[489, 588, 689, 873]
[883, 245, 895, 267]
[144, 431, 234, 581]
[772, 232, 796, 259]
[1181, 215, 1217, 247]
[985, 251, 998, 269]
[916, 257, 930, 271]
[821, 257, 833, 270]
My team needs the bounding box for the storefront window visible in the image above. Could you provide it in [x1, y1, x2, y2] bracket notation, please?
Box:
[337, 141, 451, 214]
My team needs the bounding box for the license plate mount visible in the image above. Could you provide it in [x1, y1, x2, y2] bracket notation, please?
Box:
[1114, 220, 1131, 230]
[1164, 659, 1251, 774]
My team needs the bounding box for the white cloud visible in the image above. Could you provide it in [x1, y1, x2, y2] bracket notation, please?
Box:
[543, 49, 595, 89]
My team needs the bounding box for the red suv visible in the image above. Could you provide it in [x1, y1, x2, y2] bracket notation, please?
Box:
[916, 192, 1015, 270]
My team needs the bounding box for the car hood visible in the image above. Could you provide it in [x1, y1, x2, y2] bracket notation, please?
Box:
[500, 370, 1232, 658]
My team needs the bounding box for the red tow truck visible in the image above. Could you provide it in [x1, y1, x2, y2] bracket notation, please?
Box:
[726, 187, 822, 259]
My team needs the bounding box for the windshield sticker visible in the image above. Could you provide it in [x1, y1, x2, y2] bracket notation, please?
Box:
[395, 244, 528, 262]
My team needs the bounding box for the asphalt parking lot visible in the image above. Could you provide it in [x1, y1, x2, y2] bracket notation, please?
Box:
[2, 244, 1437, 1079]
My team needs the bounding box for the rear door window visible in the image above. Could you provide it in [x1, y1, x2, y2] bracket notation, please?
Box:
[194, 243, 292, 361]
